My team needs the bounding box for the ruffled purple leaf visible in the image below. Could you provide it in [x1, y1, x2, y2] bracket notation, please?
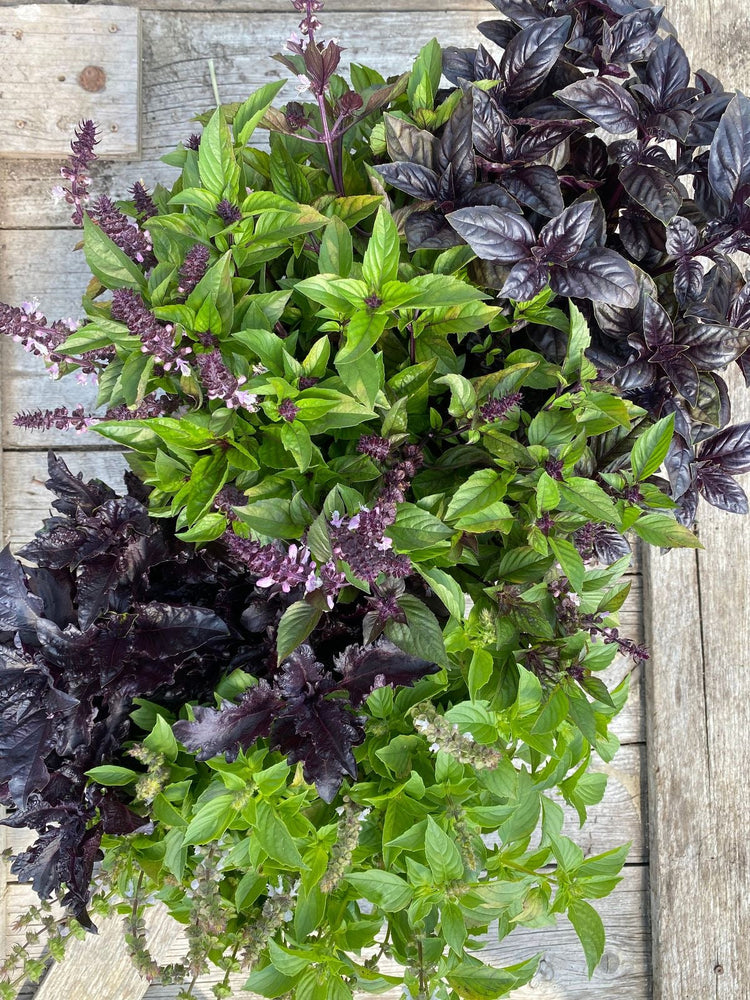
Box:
[335, 638, 438, 706]
[273, 696, 363, 803]
[173, 681, 281, 761]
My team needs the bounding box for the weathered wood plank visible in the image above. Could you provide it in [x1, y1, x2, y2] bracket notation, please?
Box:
[644, 373, 750, 1000]
[0, 6, 140, 159]
[31, 907, 174, 1000]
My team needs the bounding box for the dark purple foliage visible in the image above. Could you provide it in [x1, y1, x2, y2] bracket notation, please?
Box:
[371, 0, 750, 521]
[175, 640, 437, 802]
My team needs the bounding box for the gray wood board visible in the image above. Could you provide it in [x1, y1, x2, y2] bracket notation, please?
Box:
[640, 5, 750, 999]
[0, 8, 486, 229]
[0, 6, 140, 158]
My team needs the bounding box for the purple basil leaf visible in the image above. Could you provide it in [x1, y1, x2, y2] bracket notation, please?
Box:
[620, 164, 683, 224]
[500, 16, 572, 103]
[335, 638, 438, 706]
[470, 183, 523, 212]
[666, 216, 699, 256]
[437, 95, 475, 198]
[502, 259, 550, 301]
[698, 422, 750, 473]
[472, 87, 507, 161]
[729, 279, 750, 329]
[674, 258, 705, 307]
[592, 527, 632, 564]
[447, 205, 536, 263]
[501, 165, 564, 217]
[575, 191, 607, 249]
[539, 200, 595, 264]
[173, 681, 281, 761]
[374, 162, 440, 201]
[646, 35, 691, 107]
[642, 294, 675, 349]
[130, 602, 229, 660]
[697, 464, 749, 514]
[556, 77, 640, 134]
[608, 6, 663, 64]
[488, 0, 545, 29]
[680, 322, 750, 370]
[477, 19, 520, 48]
[665, 436, 695, 500]
[661, 357, 700, 407]
[272, 696, 364, 803]
[474, 44, 502, 82]
[97, 792, 153, 836]
[512, 121, 578, 162]
[404, 211, 461, 252]
[708, 93, 750, 206]
[442, 47, 477, 86]
[688, 92, 734, 146]
[0, 546, 43, 640]
[550, 248, 639, 306]
[384, 115, 437, 168]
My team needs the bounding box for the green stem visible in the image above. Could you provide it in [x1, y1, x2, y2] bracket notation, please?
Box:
[208, 59, 221, 108]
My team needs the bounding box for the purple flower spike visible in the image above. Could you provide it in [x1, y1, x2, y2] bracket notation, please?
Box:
[478, 391, 523, 424]
[111, 289, 189, 372]
[58, 120, 99, 226]
[196, 351, 258, 411]
[357, 435, 391, 462]
[178, 244, 210, 295]
[217, 200, 242, 225]
[91, 196, 155, 268]
[131, 181, 158, 220]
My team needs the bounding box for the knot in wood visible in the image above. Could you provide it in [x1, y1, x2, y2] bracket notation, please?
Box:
[78, 65, 106, 93]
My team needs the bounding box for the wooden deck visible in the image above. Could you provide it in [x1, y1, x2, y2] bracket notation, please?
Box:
[0, 2, 748, 998]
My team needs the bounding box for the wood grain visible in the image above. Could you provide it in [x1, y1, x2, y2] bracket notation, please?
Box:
[0, 6, 140, 159]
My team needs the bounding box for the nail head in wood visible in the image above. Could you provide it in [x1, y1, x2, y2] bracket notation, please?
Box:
[78, 65, 106, 93]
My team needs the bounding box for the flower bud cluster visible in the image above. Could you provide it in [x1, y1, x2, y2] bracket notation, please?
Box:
[320, 797, 368, 893]
[195, 350, 259, 410]
[478, 390, 523, 424]
[411, 704, 503, 769]
[131, 181, 158, 220]
[241, 881, 297, 970]
[128, 744, 170, 805]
